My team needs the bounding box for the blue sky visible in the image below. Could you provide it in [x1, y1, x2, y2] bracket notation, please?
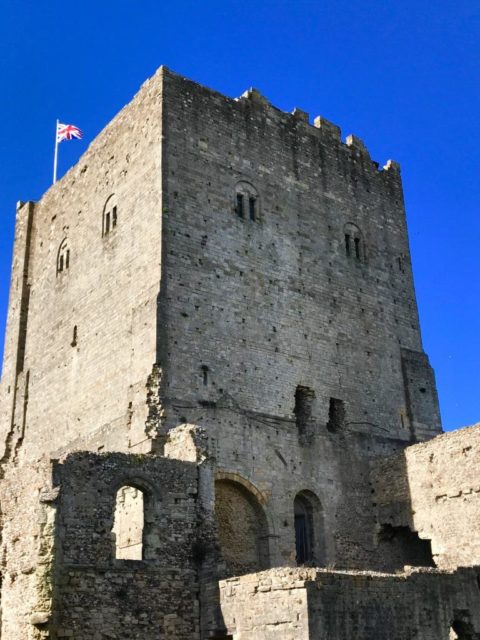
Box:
[0, 0, 479, 430]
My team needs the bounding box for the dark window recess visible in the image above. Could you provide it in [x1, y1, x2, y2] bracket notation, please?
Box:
[294, 386, 315, 436]
[59, 255, 64, 272]
[249, 197, 256, 221]
[71, 325, 78, 347]
[354, 237, 361, 260]
[201, 365, 209, 386]
[344, 234, 351, 257]
[294, 494, 314, 565]
[103, 202, 118, 236]
[449, 613, 478, 639]
[236, 193, 244, 218]
[398, 256, 405, 272]
[326, 398, 345, 433]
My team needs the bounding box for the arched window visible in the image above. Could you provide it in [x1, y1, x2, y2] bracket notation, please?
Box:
[294, 490, 324, 566]
[112, 485, 144, 560]
[102, 194, 118, 236]
[343, 222, 364, 262]
[234, 181, 259, 222]
[215, 478, 269, 576]
[56, 238, 70, 276]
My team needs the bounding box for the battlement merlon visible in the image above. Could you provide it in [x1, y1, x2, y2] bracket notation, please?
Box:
[160, 66, 402, 181]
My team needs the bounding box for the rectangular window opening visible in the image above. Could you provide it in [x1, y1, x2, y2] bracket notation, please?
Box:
[344, 234, 351, 257]
[65, 250, 70, 270]
[105, 211, 111, 234]
[326, 398, 345, 433]
[294, 385, 315, 436]
[236, 193, 244, 218]
[112, 206, 117, 227]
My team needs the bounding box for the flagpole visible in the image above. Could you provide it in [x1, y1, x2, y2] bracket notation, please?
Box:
[53, 119, 59, 184]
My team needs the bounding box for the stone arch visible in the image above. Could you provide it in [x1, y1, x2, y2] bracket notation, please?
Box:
[294, 489, 325, 566]
[110, 476, 156, 561]
[215, 474, 270, 577]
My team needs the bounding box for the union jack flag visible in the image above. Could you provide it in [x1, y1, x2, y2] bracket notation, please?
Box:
[56, 123, 83, 142]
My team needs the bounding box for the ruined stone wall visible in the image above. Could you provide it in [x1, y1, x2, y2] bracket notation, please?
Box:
[159, 68, 440, 443]
[220, 567, 480, 640]
[164, 419, 410, 574]
[0, 457, 58, 639]
[51, 453, 200, 639]
[0, 68, 166, 461]
[372, 423, 480, 570]
[0, 451, 203, 639]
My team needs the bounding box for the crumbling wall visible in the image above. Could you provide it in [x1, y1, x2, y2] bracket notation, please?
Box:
[0, 457, 58, 640]
[0, 452, 203, 640]
[50, 452, 200, 639]
[220, 567, 480, 640]
[372, 423, 480, 569]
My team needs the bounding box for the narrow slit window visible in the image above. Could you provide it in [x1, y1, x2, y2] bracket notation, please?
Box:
[201, 365, 209, 386]
[102, 195, 117, 236]
[354, 237, 361, 260]
[59, 255, 64, 272]
[236, 193, 244, 218]
[249, 197, 256, 221]
[345, 234, 351, 257]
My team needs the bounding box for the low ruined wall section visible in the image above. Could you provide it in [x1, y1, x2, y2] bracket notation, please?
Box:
[372, 424, 480, 569]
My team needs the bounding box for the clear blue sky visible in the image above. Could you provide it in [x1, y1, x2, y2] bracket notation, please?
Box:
[0, 0, 478, 430]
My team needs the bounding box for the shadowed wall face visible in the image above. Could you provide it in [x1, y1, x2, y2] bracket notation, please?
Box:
[215, 479, 269, 576]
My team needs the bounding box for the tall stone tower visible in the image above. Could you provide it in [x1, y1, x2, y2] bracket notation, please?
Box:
[1, 68, 478, 640]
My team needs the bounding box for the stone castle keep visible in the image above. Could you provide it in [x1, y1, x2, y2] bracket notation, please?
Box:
[0, 66, 479, 639]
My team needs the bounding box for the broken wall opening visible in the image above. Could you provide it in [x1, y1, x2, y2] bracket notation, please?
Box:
[112, 485, 144, 560]
[294, 386, 315, 442]
[215, 479, 269, 577]
[378, 524, 435, 569]
[326, 397, 345, 432]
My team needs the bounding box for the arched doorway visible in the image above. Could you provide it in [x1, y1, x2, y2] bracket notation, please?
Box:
[215, 479, 269, 576]
[294, 490, 324, 566]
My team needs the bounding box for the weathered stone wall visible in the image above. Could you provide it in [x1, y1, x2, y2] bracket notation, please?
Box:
[166, 411, 417, 573]
[372, 423, 480, 570]
[51, 453, 201, 639]
[220, 567, 480, 640]
[159, 68, 440, 444]
[0, 451, 203, 639]
[0, 69, 166, 462]
[0, 456, 56, 640]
